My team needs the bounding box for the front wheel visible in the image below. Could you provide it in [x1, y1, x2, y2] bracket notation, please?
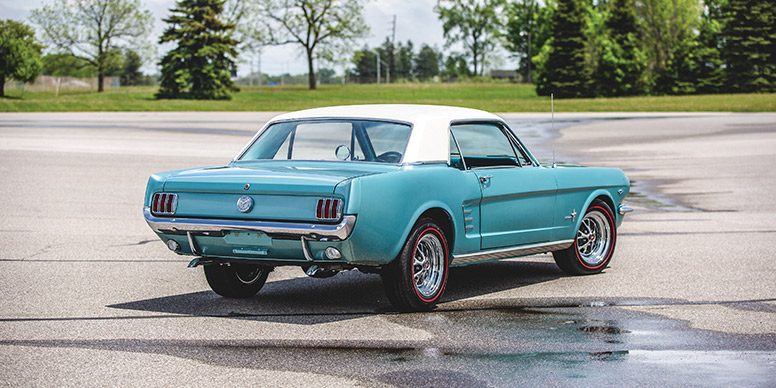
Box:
[204, 263, 271, 298]
[381, 218, 449, 311]
[553, 200, 617, 275]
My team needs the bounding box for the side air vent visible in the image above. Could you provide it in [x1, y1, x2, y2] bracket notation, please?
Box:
[151, 193, 178, 216]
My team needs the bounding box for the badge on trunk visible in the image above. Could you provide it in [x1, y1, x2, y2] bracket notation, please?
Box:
[237, 196, 253, 213]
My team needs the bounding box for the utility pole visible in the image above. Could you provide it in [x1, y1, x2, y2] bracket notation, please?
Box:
[392, 15, 396, 45]
[390, 15, 396, 83]
[527, 0, 533, 84]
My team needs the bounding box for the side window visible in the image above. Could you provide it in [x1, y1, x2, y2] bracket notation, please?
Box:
[451, 123, 520, 168]
[364, 122, 411, 158]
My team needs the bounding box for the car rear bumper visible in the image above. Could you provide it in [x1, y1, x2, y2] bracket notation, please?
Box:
[143, 207, 356, 241]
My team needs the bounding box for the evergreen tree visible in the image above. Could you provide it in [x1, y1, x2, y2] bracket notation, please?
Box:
[351, 46, 378, 83]
[594, 0, 646, 96]
[537, 0, 591, 97]
[121, 49, 143, 86]
[395, 41, 415, 80]
[692, 0, 726, 93]
[721, 0, 775, 92]
[415, 44, 441, 81]
[157, 0, 239, 100]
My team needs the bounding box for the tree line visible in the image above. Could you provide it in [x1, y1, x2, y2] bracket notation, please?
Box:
[502, 0, 776, 97]
[2, 0, 774, 99]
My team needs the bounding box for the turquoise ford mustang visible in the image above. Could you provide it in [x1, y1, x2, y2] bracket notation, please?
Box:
[144, 105, 632, 311]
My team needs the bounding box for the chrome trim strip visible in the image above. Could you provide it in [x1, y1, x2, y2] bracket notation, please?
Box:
[452, 240, 574, 266]
[618, 205, 634, 215]
[144, 207, 356, 241]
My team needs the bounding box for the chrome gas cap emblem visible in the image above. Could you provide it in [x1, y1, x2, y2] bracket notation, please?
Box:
[237, 196, 254, 213]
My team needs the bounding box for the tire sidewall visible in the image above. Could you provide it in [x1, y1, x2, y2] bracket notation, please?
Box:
[409, 225, 449, 304]
[573, 203, 616, 273]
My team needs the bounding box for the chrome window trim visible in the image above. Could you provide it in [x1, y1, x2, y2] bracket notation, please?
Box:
[233, 117, 414, 165]
[449, 119, 537, 169]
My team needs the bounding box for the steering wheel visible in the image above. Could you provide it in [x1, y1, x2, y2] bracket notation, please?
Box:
[375, 151, 402, 163]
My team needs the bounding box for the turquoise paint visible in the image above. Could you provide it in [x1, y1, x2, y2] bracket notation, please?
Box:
[476, 166, 557, 248]
[146, 156, 630, 268]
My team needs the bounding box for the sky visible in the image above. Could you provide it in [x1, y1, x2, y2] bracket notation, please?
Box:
[1, 0, 515, 77]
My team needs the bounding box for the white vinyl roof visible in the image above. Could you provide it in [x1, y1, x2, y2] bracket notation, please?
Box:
[264, 104, 505, 164]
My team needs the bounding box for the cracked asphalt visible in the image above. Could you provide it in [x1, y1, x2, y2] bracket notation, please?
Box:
[0, 111, 774, 387]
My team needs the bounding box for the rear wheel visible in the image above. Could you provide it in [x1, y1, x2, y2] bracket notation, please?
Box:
[381, 218, 449, 311]
[553, 200, 617, 275]
[204, 263, 271, 298]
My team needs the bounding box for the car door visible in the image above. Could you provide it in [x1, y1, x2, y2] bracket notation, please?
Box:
[451, 122, 557, 249]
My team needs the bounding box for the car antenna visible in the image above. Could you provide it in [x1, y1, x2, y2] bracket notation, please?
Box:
[551, 93, 556, 168]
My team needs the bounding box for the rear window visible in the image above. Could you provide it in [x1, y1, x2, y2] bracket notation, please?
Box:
[239, 120, 411, 164]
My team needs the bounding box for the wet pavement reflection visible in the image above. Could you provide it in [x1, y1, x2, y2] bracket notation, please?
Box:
[8, 296, 775, 387]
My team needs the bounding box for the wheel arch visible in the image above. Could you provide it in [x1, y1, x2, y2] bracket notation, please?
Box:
[416, 207, 455, 254]
[574, 190, 617, 232]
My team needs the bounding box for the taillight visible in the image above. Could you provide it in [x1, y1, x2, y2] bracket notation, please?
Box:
[316, 198, 342, 221]
[151, 193, 177, 216]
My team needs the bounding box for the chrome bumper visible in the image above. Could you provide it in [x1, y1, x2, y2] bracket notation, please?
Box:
[143, 207, 356, 241]
[618, 205, 634, 215]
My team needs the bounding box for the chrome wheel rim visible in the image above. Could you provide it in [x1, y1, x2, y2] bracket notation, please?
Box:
[576, 211, 612, 267]
[234, 264, 263, 284]
[412, 232, 445, 299]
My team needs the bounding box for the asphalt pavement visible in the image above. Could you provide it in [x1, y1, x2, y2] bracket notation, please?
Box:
[0, 111, 774, 387]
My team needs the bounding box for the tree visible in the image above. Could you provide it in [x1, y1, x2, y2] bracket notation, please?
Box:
[721, 0, 775, 92]
[415, 44, 441, 81]
[41, 54, 95, 77]
[441, 52, 472, 79]
[157, 0, 240, 100]
[31, 0, 151, 92]
[394, 41, 415, 81]
[351, 46, 378, 83]
[692, 0, 726, 93]
[537, 0, 591, 97]
[121, 49, 143, 86]
[593, 0, 646, 96]
[0, 20, 43, 97]
[435, 0, 504, 76]
[255, 0, 369, 90]
[504, 0, 547, 83]
[635, 0, 701, 94]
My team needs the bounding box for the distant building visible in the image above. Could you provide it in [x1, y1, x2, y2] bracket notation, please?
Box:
[490, 70, 518, 81]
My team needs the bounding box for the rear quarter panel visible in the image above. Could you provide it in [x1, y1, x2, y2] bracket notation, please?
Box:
[339, 164, 482, 265]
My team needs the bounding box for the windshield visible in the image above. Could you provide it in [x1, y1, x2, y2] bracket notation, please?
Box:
[238, 120, 412, 164]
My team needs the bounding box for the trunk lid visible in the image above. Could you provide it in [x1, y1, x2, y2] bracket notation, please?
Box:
[162, 161, 397, 221]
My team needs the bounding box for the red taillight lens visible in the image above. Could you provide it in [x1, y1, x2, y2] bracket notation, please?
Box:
[316, 198, 342, 221]
[151, 193, 177, 216]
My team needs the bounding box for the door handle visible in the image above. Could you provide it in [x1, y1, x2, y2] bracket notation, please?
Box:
[479, 175, 493, 184]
